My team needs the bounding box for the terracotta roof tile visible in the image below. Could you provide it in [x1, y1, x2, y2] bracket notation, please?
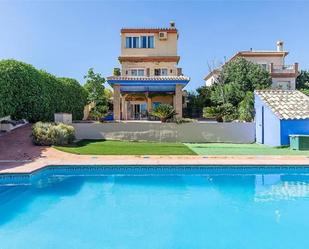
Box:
[255, 90, 309, 120]
[121, 28, 177, 33]
[107, 76, 190, 81]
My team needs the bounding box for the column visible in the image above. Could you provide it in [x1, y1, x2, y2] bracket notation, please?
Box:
[175, 84, 183, 118]
[121, 94, 128, 120]
[113, 84, 121, 121]
[147, 96, 152, 113]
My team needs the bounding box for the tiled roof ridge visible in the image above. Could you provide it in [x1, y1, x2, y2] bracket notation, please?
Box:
[121, 27, 177, 30]
[255, 90, 309, 120]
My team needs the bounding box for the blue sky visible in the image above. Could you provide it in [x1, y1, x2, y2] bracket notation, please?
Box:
[0, 0, 308, 91]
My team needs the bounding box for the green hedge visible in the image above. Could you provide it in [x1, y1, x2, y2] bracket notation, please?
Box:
[0, 59, 87, 122]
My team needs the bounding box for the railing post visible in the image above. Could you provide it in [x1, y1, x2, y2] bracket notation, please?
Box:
[270, 63, 273, 74]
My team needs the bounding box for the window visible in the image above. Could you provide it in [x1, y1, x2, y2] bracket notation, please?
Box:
[138, 69, 144, 76]
[154, 69, 160, 76]
[141, 36, 147, 48]
[126, 37, 132, 48]
[125, 35, 154, 48]
[277, 81, 291, 90]
[131, 69, 138, 76]
[148, 36, 154, 48]
[152, 102, 161, 109]
[154, 68, 168, 76]
[132, 37, 139, 48]
[161, 69, 168, 76]
[259, 63, 268, 70]
[125, 37, 139, 48]
[131, 69, 144, 76]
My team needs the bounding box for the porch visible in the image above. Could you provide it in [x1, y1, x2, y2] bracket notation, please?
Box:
[107, 76, 190, 121]
[117, 92, 177, 120]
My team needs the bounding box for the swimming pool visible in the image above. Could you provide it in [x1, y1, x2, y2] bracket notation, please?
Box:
[1, 165, 309, 249]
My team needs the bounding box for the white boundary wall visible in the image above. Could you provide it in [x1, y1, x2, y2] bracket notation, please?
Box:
[73, 122, 255, 143]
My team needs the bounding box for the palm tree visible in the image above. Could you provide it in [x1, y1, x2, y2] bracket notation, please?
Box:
[150, 104, 176, 122]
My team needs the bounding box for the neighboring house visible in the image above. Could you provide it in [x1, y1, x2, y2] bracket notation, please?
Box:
[107, 22, 190, 121]
[254, 90, 309, 146]
[205, 41, 299, 90]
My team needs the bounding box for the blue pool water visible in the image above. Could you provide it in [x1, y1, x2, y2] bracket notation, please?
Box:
[1, 166, 309, 249]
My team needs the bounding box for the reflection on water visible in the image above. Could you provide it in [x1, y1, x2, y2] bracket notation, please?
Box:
[255, 174, 309, 201]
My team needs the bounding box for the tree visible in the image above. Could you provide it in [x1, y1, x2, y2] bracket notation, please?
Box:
[184, 86, 212, 118]
[84, 68, 109, 120]
[296, 70, 309, 96]
[207, 57, 271, 121]
[150, 104, 176, 122]
[219, 57, 271, 91]
[238, 91, 254, 122]
[84, 68, 106, 104]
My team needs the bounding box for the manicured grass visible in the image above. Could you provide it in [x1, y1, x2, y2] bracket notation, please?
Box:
[55, 140, 197, 155]
[55, 140, 309, 156]
[185, 143, 309, 155]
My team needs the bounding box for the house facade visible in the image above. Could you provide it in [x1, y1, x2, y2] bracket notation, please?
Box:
[107, 22, 190, 121]
[205, 41, 299, 90]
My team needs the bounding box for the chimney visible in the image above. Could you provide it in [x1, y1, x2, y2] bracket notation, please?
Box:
[277, 40, 284, 52]
[170, 21, 176, 28]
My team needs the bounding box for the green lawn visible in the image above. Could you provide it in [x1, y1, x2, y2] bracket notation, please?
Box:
[54, 140, 309, 156]
[185, 143, 309, 156]
[55, 140, 197, 155]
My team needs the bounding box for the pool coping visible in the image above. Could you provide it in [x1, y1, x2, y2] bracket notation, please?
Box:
[1, 147, 309, 175]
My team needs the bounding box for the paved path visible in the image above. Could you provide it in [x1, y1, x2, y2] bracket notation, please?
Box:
[0, 124, 49, 161]
[0, 125, 309, 174]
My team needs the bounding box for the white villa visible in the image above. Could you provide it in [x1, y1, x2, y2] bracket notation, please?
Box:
[204, 41, 299, 90]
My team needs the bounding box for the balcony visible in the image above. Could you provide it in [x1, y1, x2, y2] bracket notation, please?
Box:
[114, 67, 184, 77]
[270, 63, 299, 77]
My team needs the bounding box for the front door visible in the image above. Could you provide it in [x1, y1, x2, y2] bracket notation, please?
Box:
[132, 103, 147, 120]
[256, 106, 264, 144]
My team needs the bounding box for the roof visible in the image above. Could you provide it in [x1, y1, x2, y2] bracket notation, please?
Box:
[236, 51, 289, 57]
[121, 28, 177, 34]
[255, 90, 309, 120]
[107, 75, 190, 82]
[119, 56, 180, 63]
[204, 69, 221, 81]
[107, 76, 190, 92]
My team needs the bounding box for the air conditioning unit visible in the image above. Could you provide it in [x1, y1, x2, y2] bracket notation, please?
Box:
[159, 32, 168, 40]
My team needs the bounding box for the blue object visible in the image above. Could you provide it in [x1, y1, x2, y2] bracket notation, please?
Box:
[255, 94, 309, 146]
[1, 165, 309, 249]
[103, 112, 114, 121]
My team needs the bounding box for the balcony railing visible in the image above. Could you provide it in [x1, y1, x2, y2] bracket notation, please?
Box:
[113, 68, 184, 77]
[270, 63, 298, 75]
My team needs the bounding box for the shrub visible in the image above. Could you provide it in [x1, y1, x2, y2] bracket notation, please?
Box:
[0, 59, 87, 121]
[32, 122, 75, 146]
[203, 103, 237, 122]
[113, 68, 121, 76]
[150, 104, 176, 122]
[167, 117, 197, 124]
[88, 105, 109, 121]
